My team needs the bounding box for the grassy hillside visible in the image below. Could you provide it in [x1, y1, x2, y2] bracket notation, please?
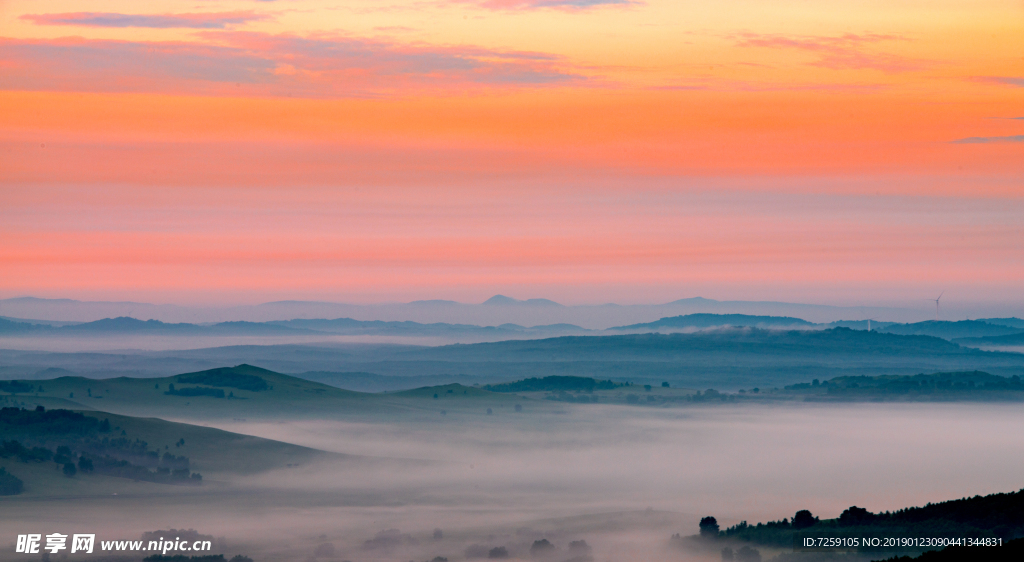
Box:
[0, 364, 537, 422]
[0, 405, 336, 498]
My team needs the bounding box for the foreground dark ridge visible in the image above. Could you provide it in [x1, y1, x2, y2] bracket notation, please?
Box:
[676, 487, 1024, 560]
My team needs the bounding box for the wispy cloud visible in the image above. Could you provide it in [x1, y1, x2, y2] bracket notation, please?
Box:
[975, 76, 1024, 87]
[0, 33, 584, 97]
[952, 135, 1024, 144]
[735, 33, 923, 73]
[466, 0, 637, 11]
[20, 11, 270, 29]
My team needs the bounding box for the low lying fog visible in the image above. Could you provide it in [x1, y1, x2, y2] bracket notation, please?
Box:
[198, 403, 1024, 560]
[216, 403, 1024, 521]
[6, 403, 1022, 562]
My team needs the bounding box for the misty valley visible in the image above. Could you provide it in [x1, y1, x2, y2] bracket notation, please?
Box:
[3, 312, 1024, 562]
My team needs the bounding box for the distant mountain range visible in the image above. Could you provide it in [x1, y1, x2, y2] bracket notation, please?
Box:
[0, 315, 591, 338]
[1, 311, 1023, 345]
[0, 295, 944, 328]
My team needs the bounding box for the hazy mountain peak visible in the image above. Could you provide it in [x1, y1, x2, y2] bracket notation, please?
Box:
[483, 295, 563, 306]
[664, 297, 720, 305]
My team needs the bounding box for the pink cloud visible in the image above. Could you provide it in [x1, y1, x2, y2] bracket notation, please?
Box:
[735, 33, 924, 73]
[476, 0, 636, 9]
[20, 11, 270, 29]
[0, 32, 584, 97]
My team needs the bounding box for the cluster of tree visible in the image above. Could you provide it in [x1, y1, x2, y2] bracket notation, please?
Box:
[0, 406, 110, 436]
[45, 435, 194, 477]
[1, 408, 203, 487]
[784, 372, 1024, 400]
[0, 381, 35, 394]
[165, 385, 226, 398]
[527, 538, 591, 558]
[484, 376, 619, 393]
[1, 439, 55, 463]
[463, 539, 590, 560]
[0, 466, 24, 495]
[1, 438, 96, 484]
[176, 370, 269, 392]
[689, 389, 734, 402]
[464, 544, 507, 559]
[87, 453, 202, 485]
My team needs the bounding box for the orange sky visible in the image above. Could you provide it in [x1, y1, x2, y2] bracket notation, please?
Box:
[0, 0, 1021, 306]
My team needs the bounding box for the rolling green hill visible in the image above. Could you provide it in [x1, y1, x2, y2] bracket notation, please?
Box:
[0, 405, 338, 498]
[0, 364, 535, 422]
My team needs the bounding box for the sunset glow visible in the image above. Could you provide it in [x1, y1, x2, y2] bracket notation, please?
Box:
[1, 0, 1022, 305]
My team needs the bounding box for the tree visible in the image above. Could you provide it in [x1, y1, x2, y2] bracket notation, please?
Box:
[567, 540, 590, 554]
[78, 456, 94, 473]
[699, 516, 720, 538]
[838, 506, 875, 526]
[54, 446, 73, 464]
[644, 384, 652, 392]
[63, 462, 77, 477]
[662, 382, 670, 387]
[530, 539, 554, 556]
[487, 546, 509, 559]
[792, 510, 817, 529]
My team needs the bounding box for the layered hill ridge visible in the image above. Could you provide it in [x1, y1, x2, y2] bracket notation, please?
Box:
[3, 312, 1023, 343]
[0, 364, 529, 422]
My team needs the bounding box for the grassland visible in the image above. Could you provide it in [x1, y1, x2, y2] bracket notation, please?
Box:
[0, 365, 536, 424]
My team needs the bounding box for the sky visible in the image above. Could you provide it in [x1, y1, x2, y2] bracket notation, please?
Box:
[0, 0, 1021, 307]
